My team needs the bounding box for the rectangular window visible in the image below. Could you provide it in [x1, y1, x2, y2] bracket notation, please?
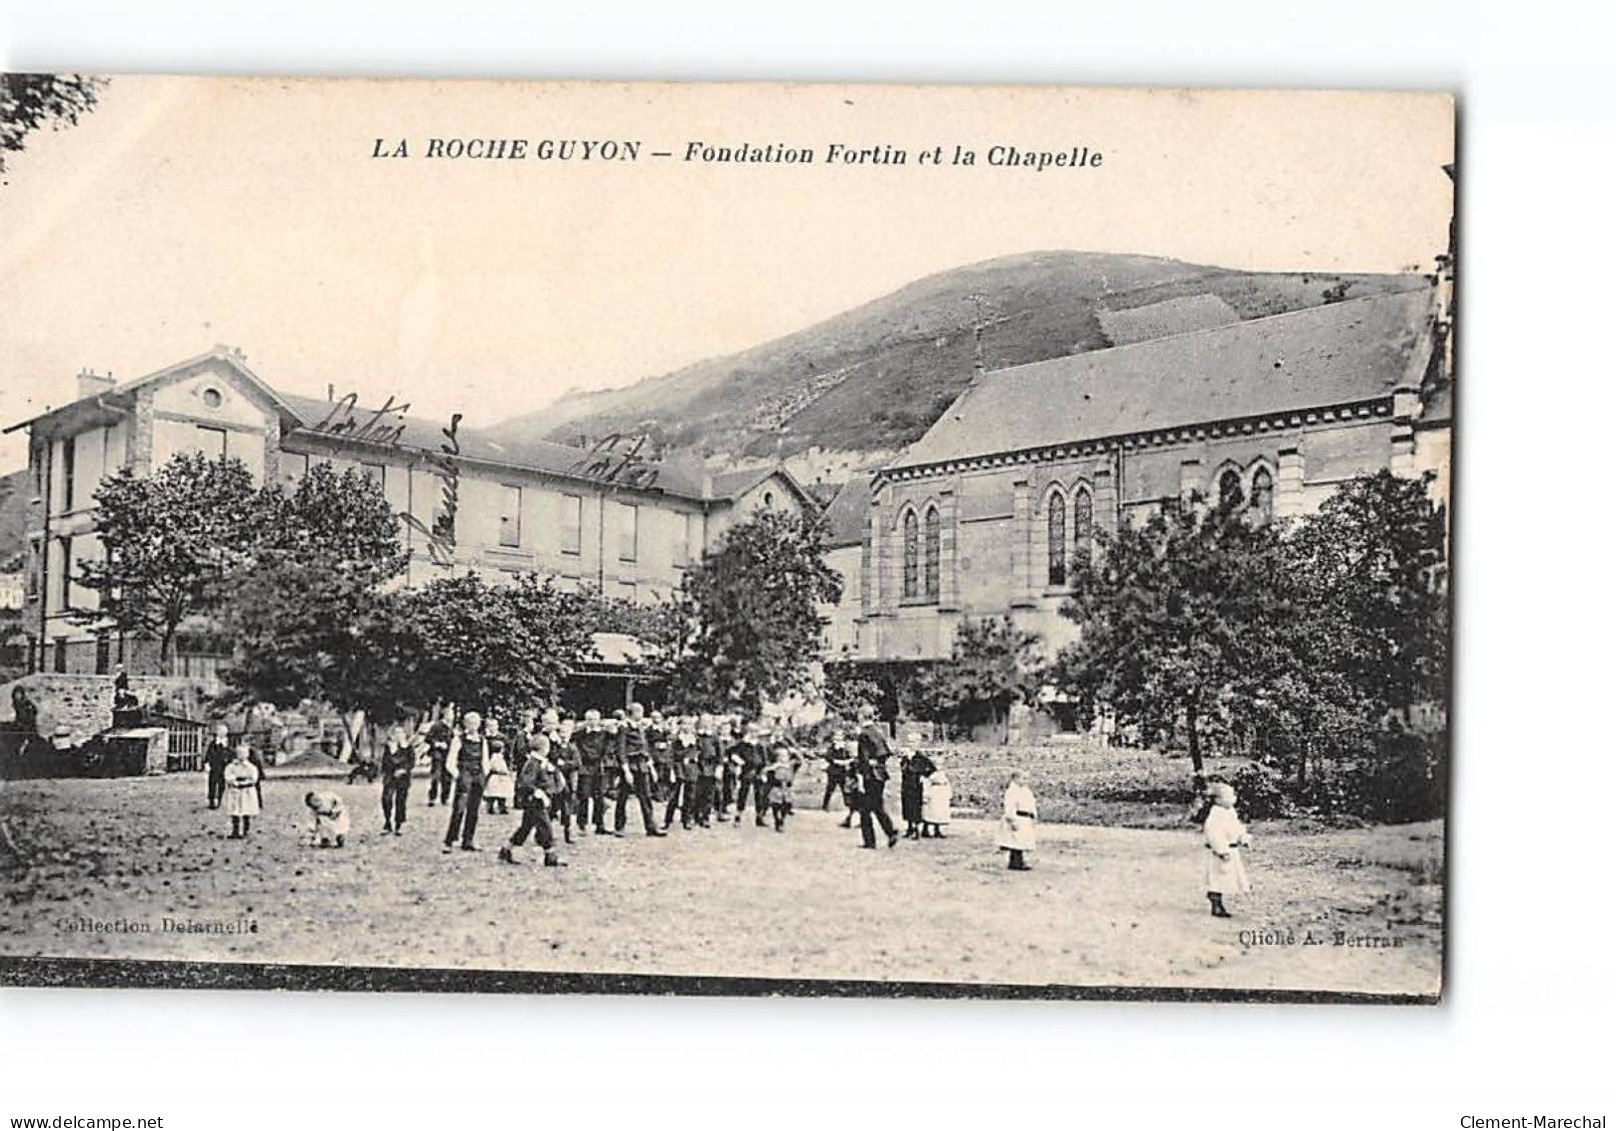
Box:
[359, 461, 386, 490]
[560, 494, 583, 555]
[53, 638, 67, 674]
[499, 485, 522, 547]
[619, 580, 638, 604]
[617, 501, 639, 562]
[196, 425, 227, 460]
[675, 511, 699, 566]
[95, 632, 110, 676]
[57, 536, 73, 612]
[61, 436, 76, 513]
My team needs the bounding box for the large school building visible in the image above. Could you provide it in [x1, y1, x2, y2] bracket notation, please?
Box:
[6, 347, 810, 676]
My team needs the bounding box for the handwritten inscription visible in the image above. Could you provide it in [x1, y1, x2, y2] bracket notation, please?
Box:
[567, 433, 660, 491]
[398, 414, 462, 569]
[310, 392, 410, 447]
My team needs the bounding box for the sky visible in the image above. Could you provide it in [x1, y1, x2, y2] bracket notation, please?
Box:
[0, 77, 1454, 468]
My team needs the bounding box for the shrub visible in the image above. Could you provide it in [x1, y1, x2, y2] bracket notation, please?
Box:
[1227, 762, 1294, 820]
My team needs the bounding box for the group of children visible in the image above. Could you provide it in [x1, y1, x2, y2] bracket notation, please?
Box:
[200, 705, 1255, 918]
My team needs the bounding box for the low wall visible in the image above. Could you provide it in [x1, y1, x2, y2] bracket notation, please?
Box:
[1, 673, 217, 746]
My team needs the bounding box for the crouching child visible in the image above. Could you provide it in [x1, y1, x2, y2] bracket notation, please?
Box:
[305, 789, 351, 848]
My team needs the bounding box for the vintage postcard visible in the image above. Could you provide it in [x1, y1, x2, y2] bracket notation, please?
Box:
[0, 77, 1453, 1000]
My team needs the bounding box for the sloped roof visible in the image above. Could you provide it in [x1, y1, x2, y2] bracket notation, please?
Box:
[708, 465, 812, 503]
[5, 346, 303, 436]
[1096, 292, 1241, 347]
[886, 288, 1437, 473]
[278, 392, 710, 498]
[823, 477, 873, 548]
[707, 467, 777, 499]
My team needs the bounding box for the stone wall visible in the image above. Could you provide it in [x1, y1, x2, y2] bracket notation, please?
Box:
[0, 673, 216, 746]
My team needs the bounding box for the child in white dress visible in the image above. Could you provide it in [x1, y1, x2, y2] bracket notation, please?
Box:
[997, 770, 1038, 871]
[1203, 781, 1251, 918]
[483, 735, 515, 815]
[224, 743, 261, 839]
[920, 759, 952, 838]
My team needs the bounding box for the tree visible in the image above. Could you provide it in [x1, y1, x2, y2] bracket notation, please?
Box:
[1273, 471, 1449, 817]
[2, 74, 106, 174]
[673, 508, 843, 715]
[398, 572, 596, 722]
[578, 587, 685, 659]
[1050, 491, 1295, 775]
[73, 454, 263, 674]
[220, 464, 409, 728]
[821, 664, 887, 723]
[1284, 470, 1449, 721]
[911, 616, 1042, 732]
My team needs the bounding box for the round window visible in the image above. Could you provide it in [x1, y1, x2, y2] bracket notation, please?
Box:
[201, 387, 223, 409]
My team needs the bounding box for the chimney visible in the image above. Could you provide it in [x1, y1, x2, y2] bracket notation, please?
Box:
[327, 383, 336, 402]
[76, 368, 115, 400]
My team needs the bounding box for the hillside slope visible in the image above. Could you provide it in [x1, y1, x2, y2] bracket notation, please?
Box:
[487, 251, 1429, 463]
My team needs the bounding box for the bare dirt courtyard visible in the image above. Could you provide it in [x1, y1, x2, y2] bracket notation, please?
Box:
[0, 772, 1442, 997]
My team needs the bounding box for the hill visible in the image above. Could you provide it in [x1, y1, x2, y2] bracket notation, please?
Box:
[485, 251, 1429, 466]
[0, 468, 31, 572]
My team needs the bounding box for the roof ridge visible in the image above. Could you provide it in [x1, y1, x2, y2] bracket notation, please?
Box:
[974, 283, 1434, 381]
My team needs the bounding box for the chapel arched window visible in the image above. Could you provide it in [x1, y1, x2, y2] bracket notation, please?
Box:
[1074, 487, 1093, 564]
[902, 510, 919, 600]
[923, 506, 941, 603]
[1219, 469, 1244, 508]
[1250, 467, 1274, 522]
[1047, 491, 1067, 587]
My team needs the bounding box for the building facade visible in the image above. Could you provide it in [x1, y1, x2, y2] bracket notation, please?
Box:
[827, 285, 1453, 664]
[6, 347, 809, 675]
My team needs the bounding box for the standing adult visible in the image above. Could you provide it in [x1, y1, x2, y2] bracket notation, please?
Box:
[853, 706, 900, 850]
[203, 722, 232, 809]
[443, 710, 491, 853]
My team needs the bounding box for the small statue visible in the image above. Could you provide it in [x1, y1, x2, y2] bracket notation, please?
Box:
[111, 666, 143, 729]
[10, 685, 39, 735]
